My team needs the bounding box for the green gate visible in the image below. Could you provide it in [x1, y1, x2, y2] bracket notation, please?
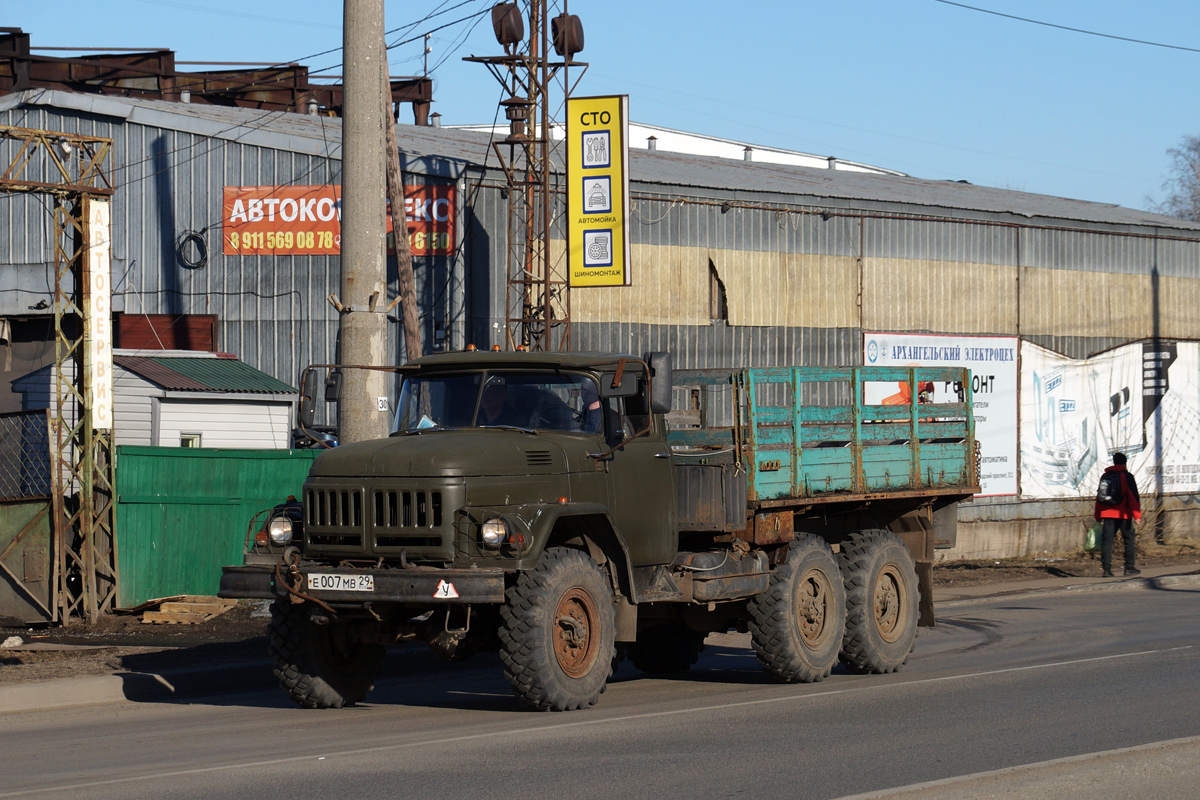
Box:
[115, 446, 318, 608]
[0, 411, 55, 625]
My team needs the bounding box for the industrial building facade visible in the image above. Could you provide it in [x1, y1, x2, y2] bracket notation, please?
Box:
[4, 87, 1200, 559]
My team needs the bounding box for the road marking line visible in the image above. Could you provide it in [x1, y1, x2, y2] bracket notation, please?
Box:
[830, 734, 1200, 799]
[1, 645, 1193, 797]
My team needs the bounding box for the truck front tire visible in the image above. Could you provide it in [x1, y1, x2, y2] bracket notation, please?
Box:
[749, 535, 846, 683]
[268, 600, 385, 709]
[499, 547, 616, 711]
[839, 529, 919, 674]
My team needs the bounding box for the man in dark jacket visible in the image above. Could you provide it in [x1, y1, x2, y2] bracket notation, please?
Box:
[1094, 451, 1141, 577]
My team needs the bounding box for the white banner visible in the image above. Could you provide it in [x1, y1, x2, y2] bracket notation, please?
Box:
[864, 332, 1018, 496]
[85, 198, 113, 431]
[1020, 341, 1200, 499]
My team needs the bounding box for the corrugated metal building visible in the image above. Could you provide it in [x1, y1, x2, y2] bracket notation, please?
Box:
[4, 87, 1200, 557]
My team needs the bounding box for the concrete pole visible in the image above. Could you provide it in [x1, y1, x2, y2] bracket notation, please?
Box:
[339, 0, 389, 444]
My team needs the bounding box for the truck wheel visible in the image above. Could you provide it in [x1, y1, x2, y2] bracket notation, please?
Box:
[267, 601, 385, 709]
[749, 535, 846, 682]
[839, 529, 919, 674]
[627, 623, 707, 675]
[499, 547, 616, 711]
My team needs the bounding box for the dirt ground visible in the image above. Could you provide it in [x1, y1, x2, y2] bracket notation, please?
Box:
[3, 540, 1199, 686]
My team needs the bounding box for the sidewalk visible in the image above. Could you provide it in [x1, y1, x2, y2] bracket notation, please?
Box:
[3, 563, 1199, 715]
[933, 561, 1200, 604]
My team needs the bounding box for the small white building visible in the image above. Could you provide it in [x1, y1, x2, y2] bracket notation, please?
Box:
[12, 349, 296, 449]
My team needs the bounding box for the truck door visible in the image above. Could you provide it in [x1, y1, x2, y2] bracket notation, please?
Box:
[606, 394, 678, 566]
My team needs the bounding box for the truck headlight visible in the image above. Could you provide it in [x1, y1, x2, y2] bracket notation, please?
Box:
[481, 517, 508, 547]
[268, 516, 294, 546]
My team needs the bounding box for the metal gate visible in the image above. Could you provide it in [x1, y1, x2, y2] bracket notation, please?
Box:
[114, 446, 318, 607]
[0, 411, 55, 625]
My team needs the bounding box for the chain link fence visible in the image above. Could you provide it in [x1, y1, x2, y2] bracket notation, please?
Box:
[0, 410, 52, 500]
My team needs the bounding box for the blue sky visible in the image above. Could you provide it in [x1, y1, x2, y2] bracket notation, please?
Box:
[8, 1, 1200, 212]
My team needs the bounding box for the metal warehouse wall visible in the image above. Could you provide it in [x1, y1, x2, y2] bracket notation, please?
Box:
[570, 193, 1200, 366]
[0, 102, 461, 415]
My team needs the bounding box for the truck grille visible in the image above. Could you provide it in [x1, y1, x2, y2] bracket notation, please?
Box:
[305, 487, 363, 547]
[302, 480, 457, 559]
[372, 489, 443, 549]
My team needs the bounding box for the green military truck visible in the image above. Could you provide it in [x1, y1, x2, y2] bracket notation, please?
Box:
[220, 350, 977, 711]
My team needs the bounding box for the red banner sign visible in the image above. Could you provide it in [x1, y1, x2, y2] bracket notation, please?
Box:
[222, 184, 455, 256]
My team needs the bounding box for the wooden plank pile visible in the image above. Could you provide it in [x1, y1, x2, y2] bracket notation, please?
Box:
[133, 595, 238, 624]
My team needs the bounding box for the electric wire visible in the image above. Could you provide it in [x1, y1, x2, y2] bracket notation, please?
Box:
[932, 0, 1200, 55]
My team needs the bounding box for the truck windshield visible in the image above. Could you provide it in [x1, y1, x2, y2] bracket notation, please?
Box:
[393, 372, 603, 434]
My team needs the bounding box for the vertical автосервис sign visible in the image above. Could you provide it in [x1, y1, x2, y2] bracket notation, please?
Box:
[567, 95, 629, 287]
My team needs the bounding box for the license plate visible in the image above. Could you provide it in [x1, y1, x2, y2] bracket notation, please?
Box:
[307, 573, 374, 592]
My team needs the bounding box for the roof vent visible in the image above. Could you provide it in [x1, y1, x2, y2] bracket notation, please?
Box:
[431, 112, 442, 128]
[743, 146, 753, 162]
[827, 156, 838, 170]
[647, 135, 657, 151]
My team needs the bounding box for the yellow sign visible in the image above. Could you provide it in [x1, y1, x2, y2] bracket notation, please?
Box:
[567, 95, 630, 287]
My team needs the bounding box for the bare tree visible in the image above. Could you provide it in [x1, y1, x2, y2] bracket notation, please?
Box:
[1153, 135, 1200, 221]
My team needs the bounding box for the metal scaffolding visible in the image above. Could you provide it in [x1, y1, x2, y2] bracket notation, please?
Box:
[0, 125, 116, 623]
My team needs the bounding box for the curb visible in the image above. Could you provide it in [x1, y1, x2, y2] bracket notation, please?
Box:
[936, 572, 1200, 607]
[0, 661, 275, 715]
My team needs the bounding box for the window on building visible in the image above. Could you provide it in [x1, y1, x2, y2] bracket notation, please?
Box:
[180, 433, 202, 448]
[709, 260, 728, 322]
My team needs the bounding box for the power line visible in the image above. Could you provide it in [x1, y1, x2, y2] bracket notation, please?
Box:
[932, 0, 1200, 54]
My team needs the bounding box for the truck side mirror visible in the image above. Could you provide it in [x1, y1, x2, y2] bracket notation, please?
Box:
[644, 351, 672, 415]
[298, 368, 319, 428]
[325, 370, 344, 403]
[598, 372, 638, 397]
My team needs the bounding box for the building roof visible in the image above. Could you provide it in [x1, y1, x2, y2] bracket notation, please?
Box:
[114, 354, 296, 394]
[6, 88, 1199, 233]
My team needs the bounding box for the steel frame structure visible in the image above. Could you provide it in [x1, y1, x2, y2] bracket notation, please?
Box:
[0, 125, 116, 623]
[466, 1, 585, 352]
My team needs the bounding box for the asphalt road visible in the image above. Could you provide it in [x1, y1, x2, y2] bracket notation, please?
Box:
[3, 580, 1199, 800]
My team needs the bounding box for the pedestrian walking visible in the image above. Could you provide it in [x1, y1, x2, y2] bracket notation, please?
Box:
[1094, 451, 1141, 577]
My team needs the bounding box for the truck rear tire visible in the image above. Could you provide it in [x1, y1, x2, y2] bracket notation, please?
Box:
[627, 623, 707, 675]
[499, 547, 616, 711]
[268, 600, 385, 709]
[749, 535, 846, 683]
[839, 529, 919, 674]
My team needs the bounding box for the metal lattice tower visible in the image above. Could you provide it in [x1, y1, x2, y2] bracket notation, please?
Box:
[466, 1, 585, 351]
[0, 126, 116, 622]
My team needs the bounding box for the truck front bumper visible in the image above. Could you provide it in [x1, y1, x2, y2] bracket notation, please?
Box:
[219, 564, 508, 605]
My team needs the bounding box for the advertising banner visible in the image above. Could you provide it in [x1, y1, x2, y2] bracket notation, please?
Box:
[864, 332, 1019, 496]
[84, 198, 113, 430]
[566, 95, 630, 287]
[222, 184, 455, 257]
[1021, 341, 1200, 499]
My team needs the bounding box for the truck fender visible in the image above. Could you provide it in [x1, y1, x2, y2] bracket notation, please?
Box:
[525, 502, 636, 604]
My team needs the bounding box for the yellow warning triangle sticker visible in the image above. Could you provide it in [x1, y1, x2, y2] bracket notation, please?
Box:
[433, 579, 459, 599]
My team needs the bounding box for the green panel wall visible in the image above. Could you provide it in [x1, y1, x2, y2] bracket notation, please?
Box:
[115, 446, 319, 607]
[0, 499, 54, 624]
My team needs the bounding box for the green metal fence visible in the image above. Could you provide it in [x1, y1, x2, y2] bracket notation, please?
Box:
[115, 446, 319, 608]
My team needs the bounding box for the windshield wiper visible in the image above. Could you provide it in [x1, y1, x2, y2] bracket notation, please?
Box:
[478, 424, 539, 435]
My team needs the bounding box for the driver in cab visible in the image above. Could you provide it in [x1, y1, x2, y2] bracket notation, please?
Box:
[478, 377, 528, 427]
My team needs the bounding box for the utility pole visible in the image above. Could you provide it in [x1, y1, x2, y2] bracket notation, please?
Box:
[382, 43, 422, 361]
[339, 0, 389, 443]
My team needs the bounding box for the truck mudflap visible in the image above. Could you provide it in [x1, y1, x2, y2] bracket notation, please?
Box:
[219, 564, 507, 605]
